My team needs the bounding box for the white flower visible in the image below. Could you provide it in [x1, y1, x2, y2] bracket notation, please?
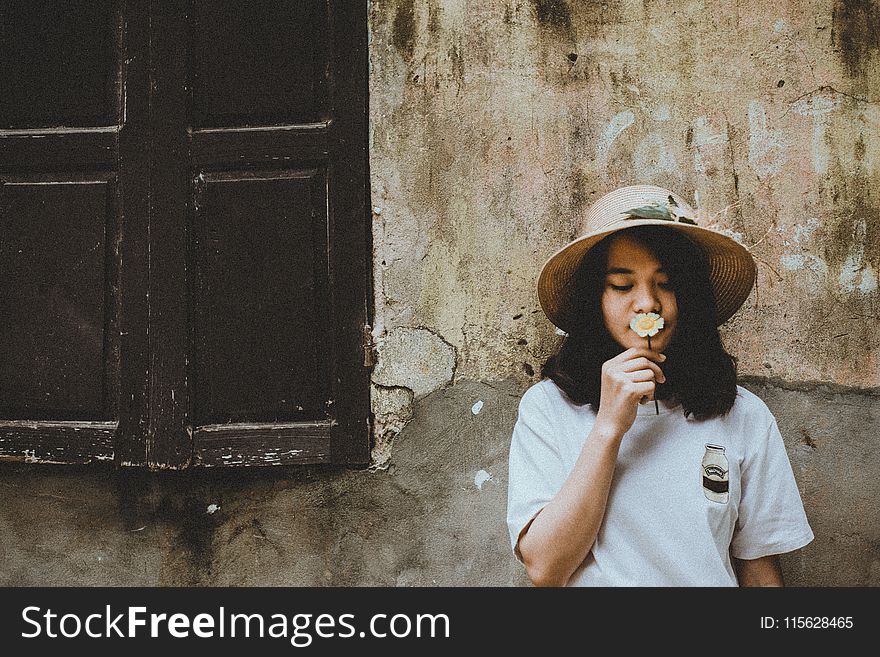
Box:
[630, 312, 664, 338]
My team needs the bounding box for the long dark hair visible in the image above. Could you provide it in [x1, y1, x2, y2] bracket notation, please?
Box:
[541, 225, 739, 421]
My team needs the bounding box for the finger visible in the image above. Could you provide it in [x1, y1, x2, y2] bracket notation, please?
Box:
[606, 347, 643, 364]
[638, 348, 667, 363]
[619, 358, 666, 382]
[632, 381, 656, 398]
[619, 356, 654, 371]
[628, 368, 662, 383]
[619, 348, 667, 364]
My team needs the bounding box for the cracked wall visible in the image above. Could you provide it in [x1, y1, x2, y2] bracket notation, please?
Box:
[1, 0, 878, 588]
[369, 0, 879, 390]
[366, 0, 880, 584]
[2, 380, 875, 586]
[369, 327, 457, 467]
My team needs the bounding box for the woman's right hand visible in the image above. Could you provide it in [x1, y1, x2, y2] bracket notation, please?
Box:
[594, 347, 667, 438]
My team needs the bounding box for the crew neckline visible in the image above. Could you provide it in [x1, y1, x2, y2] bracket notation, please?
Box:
[636, 396, 681, 416]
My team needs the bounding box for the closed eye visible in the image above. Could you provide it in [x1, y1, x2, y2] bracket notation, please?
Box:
[608, 282, 673, 291]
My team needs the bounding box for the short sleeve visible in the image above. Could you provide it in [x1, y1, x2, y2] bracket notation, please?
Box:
[506, 384, 567, 562]
[730, 417, 814, 560]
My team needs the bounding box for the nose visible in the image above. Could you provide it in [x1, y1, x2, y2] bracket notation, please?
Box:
[633, 283, 661, 315]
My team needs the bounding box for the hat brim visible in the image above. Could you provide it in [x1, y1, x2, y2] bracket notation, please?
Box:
[537, 219, 757, 333]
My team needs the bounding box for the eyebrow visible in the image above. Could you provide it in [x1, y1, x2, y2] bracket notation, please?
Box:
[605, 267, 667, 275]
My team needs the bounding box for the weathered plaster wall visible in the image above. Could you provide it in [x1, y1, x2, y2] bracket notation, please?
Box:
[2, 1, 878, 588]
[1, 381, 526, 587]
[1, 380, 875, 586]
[366, 0, 880, 583]
[369, 0, 879, 396]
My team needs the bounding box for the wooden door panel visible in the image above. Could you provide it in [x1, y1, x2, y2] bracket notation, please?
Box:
[0, 0, 119, 129]
[190, 0, 326, 128]
[0, 129, 117, 172]
[184, 1, 369, 466]
[192, 170, 331, 425]
[0, 1, 368, 468]
[0, 179, 114, 420]
[0, 1, 130, 465]
[191, 124, 329, 170]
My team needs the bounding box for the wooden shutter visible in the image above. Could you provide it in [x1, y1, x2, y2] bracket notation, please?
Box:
[0, 0, 147, 464]
[0, 1, 370, 468]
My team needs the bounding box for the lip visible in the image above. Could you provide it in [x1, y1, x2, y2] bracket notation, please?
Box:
[622, 326, 672, 347]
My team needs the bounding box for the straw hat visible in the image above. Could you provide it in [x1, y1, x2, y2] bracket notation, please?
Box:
[537, 185, 756, 333]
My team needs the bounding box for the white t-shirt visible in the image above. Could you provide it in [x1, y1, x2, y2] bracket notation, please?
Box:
[506, 378, 814, 586]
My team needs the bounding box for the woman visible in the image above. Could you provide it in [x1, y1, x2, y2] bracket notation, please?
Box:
[506, 185, 813, 587]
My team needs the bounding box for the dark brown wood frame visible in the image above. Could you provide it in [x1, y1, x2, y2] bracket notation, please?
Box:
[0, 1, 371, 469]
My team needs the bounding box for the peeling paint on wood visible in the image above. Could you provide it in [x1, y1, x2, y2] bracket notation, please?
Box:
[0, 421, 115, 464]
[193, 421, 332, 467]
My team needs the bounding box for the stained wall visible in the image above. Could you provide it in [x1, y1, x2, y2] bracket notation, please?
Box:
[1, 0, 877, 587]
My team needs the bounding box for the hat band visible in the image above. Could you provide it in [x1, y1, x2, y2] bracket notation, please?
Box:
[621, 199, 698, 225]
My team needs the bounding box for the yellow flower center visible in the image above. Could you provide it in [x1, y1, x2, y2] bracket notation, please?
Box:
[635, 316, 657, 331]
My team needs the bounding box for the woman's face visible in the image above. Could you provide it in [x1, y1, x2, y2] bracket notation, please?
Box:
[600, 234, 678, 352]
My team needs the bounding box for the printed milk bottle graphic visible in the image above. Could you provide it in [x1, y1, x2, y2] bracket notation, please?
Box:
[702, 444, 729, 503]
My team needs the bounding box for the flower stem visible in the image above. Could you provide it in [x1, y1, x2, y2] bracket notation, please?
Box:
[648, 335, 659, 415]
